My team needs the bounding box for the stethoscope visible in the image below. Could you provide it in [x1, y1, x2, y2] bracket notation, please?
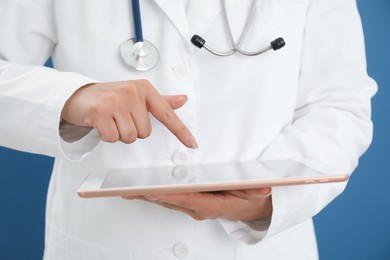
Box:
[120, 0, 285, 71]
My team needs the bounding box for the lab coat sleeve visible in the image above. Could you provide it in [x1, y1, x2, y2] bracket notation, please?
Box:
[219, 0, 377, 244]
[0, 0, 100, 160]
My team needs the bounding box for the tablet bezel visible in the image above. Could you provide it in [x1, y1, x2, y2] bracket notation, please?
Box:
[77, 159, 349, 198]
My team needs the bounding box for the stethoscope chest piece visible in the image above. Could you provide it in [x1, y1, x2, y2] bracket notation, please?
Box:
[120, 39, 159, 71]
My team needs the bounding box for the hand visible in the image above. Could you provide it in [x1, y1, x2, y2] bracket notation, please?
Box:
[61, 80, 198, 148]
[124, 188, 272, 221]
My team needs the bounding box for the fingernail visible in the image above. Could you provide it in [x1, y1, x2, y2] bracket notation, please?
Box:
[122, 196, 144, 200]
[186, 136, 199, 149]
[144, 195, 159, 201]
[262, 188, 272, 197]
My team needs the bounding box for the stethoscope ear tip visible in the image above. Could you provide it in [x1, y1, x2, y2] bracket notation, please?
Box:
[191, 34, 206, 49]
[271, 37, 286, 51]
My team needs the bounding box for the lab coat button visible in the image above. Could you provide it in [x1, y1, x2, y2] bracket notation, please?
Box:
[172, 166, 189, 180]
[172, 150, 187, 165]
[173, 242, 189, 258]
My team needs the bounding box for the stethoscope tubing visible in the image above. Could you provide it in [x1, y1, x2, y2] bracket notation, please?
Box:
[220, 0, 258, 56]
[121, 0, 284, 71]
[192, 0, 285, 57]
[131, 0, 143, 42]
[120, 0, 159, 71]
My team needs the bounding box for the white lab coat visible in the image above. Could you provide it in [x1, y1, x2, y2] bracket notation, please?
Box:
[0, 0, 376, 259]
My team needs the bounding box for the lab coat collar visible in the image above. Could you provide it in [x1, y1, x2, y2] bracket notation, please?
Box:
[153, 0, 221, 43]
[153, 0, 190, 42]
[187, 0, 221, 36]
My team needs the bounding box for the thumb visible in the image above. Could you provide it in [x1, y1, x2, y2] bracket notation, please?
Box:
[164, 95, 188, 110]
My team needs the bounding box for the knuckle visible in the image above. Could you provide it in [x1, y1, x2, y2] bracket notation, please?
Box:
[128, 131, 139, 143]
[84, 108, 112, 128]
[125, 84, 139, 95]
[159, 108, 177, 124]
[101, 133, 119, 143]
[121, 137, 137, 144]
[96, 125, 119, 143]
[103, 91, 121, 105]
[121, 132, 138, 144]
[119, 137, 136, 144]
[138, 79, 153, 89]
[121, 85, 141, 102]
[137, 128, 152, 139]
[138, 79, 160, 97]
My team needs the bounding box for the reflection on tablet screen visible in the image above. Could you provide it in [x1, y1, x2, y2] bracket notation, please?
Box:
[101, 160, 327, 189]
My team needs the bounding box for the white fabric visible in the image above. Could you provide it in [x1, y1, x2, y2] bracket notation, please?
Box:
[0, 0, 376, 259]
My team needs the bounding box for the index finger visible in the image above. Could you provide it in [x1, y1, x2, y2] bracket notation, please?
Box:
[145, 89, 198, 149]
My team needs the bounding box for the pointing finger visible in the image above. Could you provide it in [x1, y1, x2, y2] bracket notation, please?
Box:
[163, 95, 188, 110]
[146, 90, 198, 149]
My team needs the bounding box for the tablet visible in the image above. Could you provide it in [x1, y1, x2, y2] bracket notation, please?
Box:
[77, 159, 349, 198]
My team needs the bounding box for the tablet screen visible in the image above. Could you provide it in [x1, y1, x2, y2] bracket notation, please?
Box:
[78, 159, 349, 198]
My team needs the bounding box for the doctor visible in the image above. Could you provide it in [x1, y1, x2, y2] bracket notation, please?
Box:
[0, 0, 376, 259]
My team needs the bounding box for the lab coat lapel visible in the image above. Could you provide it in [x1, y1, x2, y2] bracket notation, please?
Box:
[187, 0, 221, 36]
[153, 0, 189, 42]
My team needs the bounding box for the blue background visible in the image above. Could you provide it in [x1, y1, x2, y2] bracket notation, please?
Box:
[0, 1, 389, 259]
